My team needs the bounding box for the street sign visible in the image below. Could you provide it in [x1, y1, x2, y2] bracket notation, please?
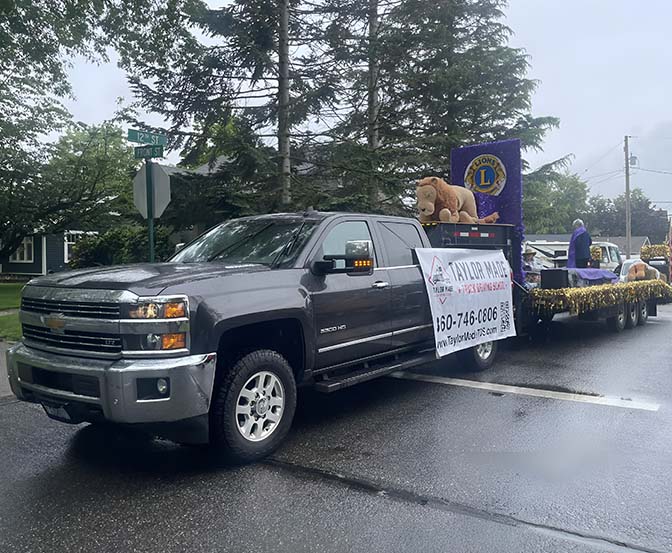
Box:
[133, 162, 171, 219]
[127, 129, 168, 146]
[134, 145, 164, 159]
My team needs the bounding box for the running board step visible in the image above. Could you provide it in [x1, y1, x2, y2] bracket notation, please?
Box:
[314, 350, 436, 393]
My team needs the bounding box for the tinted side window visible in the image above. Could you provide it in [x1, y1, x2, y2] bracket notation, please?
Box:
[318, 221, 376, 268]
[378, 222, 424, 267]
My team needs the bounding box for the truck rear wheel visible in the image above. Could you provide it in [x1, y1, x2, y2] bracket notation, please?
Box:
[456, 341, 498, 372]
[638, 301, 649, 325]
[210, 349, 297, 464]
[607, 304, 626, 332]
[625, 302, 639, 329]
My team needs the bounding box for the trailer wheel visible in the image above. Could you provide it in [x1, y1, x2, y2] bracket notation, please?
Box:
[637, 301, 649, 325]
[456, 341, 498, 372]
[606, 304, 626, 333]
[625, 302, 639, 329]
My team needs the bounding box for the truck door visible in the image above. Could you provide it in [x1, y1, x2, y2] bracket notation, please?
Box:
[306, 219, 393, 369]
[376, 221, 433, 349]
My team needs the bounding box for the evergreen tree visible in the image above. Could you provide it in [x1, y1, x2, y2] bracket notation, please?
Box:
[315, 0, 559, 213]
[116, 0, 558, 218]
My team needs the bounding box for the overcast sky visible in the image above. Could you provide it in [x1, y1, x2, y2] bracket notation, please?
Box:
[64, 0, 672, 208]
[507, 0, 672, 208]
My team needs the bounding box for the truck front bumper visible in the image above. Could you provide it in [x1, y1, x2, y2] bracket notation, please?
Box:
[6, 343, 217, 444]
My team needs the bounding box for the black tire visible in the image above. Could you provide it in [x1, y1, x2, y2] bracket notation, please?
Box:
[210, 349, 297, 464]
[606, 304, 626, 332]
[637, 301, 649, 325]
[624, 302, 639, 329]
[456, 341, 498, 372]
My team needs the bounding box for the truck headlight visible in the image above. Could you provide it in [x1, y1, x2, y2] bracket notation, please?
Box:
[128, 298, 187, 319]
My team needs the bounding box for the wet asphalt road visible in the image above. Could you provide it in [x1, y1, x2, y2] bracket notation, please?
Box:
[1, 308, 672, 553]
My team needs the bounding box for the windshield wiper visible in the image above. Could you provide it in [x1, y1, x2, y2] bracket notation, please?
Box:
[207, 223, 274, 262]
[270, 222, 306, 269]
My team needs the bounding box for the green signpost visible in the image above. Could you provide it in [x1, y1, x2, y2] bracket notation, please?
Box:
[128, 129, 168, 262]
[134, 145, 164, 159]
[127, 129, 168, 146]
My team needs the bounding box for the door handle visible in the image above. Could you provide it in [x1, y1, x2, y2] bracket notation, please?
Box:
[371, 281, 390, 289]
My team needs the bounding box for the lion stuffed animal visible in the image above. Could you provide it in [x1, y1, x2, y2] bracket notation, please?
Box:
[416, 176, 499, 224]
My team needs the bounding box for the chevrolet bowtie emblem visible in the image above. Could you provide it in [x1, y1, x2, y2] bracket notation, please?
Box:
[43, 313, 66, 333]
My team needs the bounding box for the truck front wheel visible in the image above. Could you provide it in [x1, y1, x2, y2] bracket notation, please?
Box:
[210, 349, 297, 463]
[456, 341, 498, 372]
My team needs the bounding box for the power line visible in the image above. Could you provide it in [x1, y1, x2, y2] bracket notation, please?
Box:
[583, 168, 623, 181]
[578, 141, 623, 175]
[591, 172, 625, 186]
[635, 167, 672, 175]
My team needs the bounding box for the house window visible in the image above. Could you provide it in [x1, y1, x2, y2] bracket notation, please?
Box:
[10, 237, 34, 263]
[64, 231, 97, 263]
[64, 231, 92, 264]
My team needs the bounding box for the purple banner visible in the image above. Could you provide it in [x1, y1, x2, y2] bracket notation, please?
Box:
[450, 139, 524, 281]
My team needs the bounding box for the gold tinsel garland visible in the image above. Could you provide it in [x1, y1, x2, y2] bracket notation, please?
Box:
[640, 244, 670, 261]
[530, 280, 672, 316]
[590, 246, 602, 261]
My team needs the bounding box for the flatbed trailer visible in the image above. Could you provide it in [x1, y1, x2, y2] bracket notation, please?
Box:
[422, 222, 672, 335]
[530, 279, 671, 332]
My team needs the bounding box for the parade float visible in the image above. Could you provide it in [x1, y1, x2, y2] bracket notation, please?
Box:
[420, 139, 672, 334]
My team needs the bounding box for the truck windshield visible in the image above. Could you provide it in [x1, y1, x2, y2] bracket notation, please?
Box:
[170, 219, 316, 267]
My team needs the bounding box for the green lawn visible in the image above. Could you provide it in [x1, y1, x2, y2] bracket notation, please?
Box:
[0, 313, 21, 342]
[0, 283, 23, 310]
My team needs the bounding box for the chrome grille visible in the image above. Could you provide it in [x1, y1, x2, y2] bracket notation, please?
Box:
[22, 324, 122, 355]
[21, 297, 120, 319]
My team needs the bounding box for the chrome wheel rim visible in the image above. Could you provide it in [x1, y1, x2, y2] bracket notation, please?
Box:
[617, 306, 625, 325]
[475, 341, 493, 360]
[236, 371, 285, 442]
[640, 302, 648, 319]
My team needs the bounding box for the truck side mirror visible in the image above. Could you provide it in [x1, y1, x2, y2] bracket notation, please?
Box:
[311, 240, 374, 276]
[344, 240, 374, 274]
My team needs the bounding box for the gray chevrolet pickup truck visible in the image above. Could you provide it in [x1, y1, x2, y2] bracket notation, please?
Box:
[7, 211, 506, 462]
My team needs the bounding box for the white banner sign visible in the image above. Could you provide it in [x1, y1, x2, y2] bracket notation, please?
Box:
[415, 248, 516, 357]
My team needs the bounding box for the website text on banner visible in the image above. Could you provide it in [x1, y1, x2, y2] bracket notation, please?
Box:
[415, 248, 517, 357]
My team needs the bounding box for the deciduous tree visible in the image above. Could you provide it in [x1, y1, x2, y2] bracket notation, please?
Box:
[0, 123, 136, 258]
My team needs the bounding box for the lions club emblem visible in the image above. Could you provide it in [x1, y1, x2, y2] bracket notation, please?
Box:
[464, 154, 507, 196]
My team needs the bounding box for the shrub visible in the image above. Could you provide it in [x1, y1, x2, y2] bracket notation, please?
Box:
[70, 225, 173, 268]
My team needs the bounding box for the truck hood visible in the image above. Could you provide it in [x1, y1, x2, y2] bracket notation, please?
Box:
[28, 263, 270, 295]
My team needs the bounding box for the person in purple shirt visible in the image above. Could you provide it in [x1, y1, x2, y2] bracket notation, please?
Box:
[567, 218, 592, 268]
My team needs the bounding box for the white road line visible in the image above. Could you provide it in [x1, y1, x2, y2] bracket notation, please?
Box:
[389, 372, 660, 412]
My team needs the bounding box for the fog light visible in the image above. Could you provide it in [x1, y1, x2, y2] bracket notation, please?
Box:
[156, 378, 169, 395]
[137, 377, 170, 400]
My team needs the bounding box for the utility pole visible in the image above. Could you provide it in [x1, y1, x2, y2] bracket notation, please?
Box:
[624, 135, 632, 259]
[278, 0, 291, 206]
[367, 0, 381, 206]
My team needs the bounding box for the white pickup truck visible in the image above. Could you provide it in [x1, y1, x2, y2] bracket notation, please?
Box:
[526, 240, 622, 271]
